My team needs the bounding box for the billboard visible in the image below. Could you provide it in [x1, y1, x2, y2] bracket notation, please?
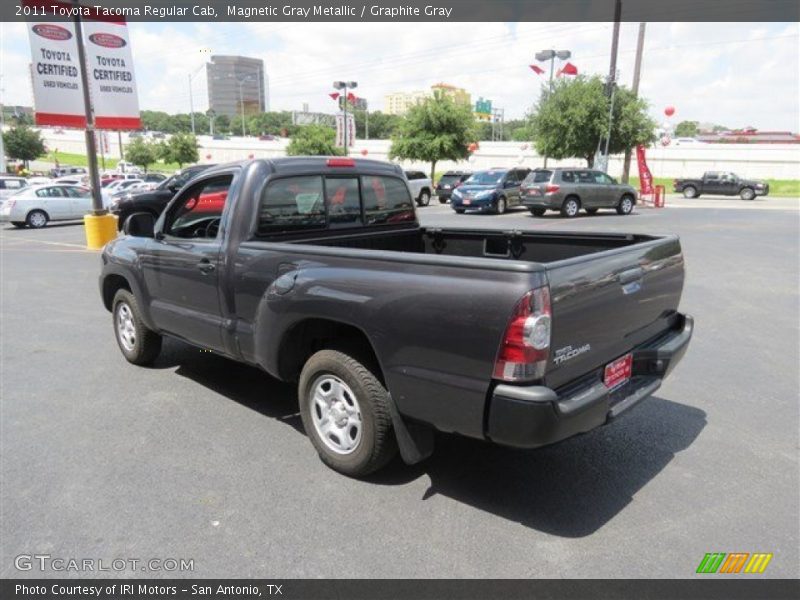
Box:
[25, 1, 141, 129]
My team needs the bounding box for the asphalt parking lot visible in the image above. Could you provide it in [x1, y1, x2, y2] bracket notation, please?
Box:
[1, 194, 798, 578]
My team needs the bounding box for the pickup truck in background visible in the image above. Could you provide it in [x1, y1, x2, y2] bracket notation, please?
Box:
[673, 171, 769, 200]
[404, 170, 433, 207]
[100, 157, 693, 477]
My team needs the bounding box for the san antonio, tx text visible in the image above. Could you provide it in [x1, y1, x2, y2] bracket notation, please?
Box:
[16, 583, 279, 597]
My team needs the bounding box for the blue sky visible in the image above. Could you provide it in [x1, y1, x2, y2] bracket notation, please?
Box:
[2, 21, 798, 130]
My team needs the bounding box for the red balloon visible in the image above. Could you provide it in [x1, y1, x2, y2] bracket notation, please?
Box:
[664, 106, 675, 117]
[248, 153, 254, 159]
[205, 154, 212, 160]
[468, 142, 479, 152]
[360, 149, 368, 156]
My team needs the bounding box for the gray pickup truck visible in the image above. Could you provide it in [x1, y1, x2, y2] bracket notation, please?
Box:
[100, 157, 693, 477]
[673, 171, 769, 200]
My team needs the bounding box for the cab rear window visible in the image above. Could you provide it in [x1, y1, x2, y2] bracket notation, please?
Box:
[362, 176, 415, 225]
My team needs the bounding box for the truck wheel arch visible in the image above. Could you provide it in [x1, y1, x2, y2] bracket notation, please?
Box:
[276, 317, 435, 465]
[102, 274, 132, 311]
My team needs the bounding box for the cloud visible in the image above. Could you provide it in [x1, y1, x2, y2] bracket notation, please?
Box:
[2, 20, 797, 131]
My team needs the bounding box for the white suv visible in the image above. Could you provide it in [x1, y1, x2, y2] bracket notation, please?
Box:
[404, 170, 433, 207]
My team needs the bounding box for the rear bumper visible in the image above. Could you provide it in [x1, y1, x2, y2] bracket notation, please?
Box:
[522, 195, 562, 209]
[487, 313, 693, 448]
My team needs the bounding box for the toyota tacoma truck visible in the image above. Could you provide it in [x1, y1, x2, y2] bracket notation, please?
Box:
[100, 157, 693, 477]
[673, 171, 769, 200]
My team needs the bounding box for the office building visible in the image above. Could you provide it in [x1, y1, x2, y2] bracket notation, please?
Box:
[206, 55, 268, 119]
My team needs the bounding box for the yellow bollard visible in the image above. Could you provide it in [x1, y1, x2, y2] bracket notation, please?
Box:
[84, 213, 118, 250]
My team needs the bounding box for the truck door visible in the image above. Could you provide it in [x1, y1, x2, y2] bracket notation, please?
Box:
[141, 172, 236, 352]
[703, 172, 722, 194]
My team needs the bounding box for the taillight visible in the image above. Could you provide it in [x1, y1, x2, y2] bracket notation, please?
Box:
[327, 158, 355, 167]
[545, 184, 560, 194]
[493, 287, 551, 382]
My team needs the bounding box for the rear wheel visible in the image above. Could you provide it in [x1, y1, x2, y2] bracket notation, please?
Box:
[740, 187, 755, 201]
[438, 195, 448, 204]
[616, 194, 635, 215]
[26, 210, 48, 229]
[585, 208, 599, 215]
[529, 208, 546, 217]
[112, 289, 162, 365]
[454, 209, 465, 214]
[299, 349, 397, 477]
[561, 196, 580, 218]
[495, 197, 507, 214]
[683, 186, 697, 199]
[417, 190, 431, 207]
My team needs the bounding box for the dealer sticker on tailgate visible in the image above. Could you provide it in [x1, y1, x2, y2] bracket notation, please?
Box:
[604, 353, 633, 389]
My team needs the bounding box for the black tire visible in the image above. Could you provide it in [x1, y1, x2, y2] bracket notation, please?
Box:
[740, 187, 755, 201]
[26, 210, 49, 229]
[585, 208, 599, 215]
[683, 186, 697, 199]
[417, 190, 431, 207]
[616, 194, 635, 215]
[299, 349, 398, 477]
[454, 209, 465, 214]
[11, 222, 26, 228]
[495, 196, 507, 214]
[438, 196, 448, 204]
[561, 196, 580, 218]
[529, 208, 546, 217]
[112, 289, 162, 366]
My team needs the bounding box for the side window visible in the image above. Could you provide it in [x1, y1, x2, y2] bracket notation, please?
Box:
[37, 187, 62, 197]
[593, 172, 613, 184]
[325, 177, 361, 229]
[576, 171, 594, 184]
[362, 176, 415, 225]
[166, 175, 233, 239]
[560, 171, 575, 183]
[256, 175, 325, 236]
[504, 171, 518, 185]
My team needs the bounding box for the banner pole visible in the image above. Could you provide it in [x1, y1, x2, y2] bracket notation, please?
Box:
[72, 0, 104, 216]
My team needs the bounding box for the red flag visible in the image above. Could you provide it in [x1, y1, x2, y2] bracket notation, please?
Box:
[329, 92, 340, 100]
[347, 92, 357, 102]
[529, 65, 544, 75]
[636, 145, 653, 195]
[558, 62, 578, 76]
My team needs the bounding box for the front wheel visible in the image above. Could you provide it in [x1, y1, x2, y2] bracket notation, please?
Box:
[454, 209, 465, 214]
[438, 195, 448, 204]
[495, 197, 507, 214]
[417, 190, 431, 207]
[299, 350, 398, 477]
[683, 186, 697, 199]
[740, 187, 755, 201]
[112, 289, 162, 365]
[529, 208, 546, 217]
[616, 195, 635, 215]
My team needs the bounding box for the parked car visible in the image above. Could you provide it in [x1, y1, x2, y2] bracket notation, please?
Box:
[50, 166, 87, 178]
[55, 175, 90, 186]
[673, 171, 768, 200]
[259, 134, 278, 141]
[434, 170, 472, 203]
[0, 176, 28, 201]
[143, 173, 167, 184]
[450, 167, 531, 214]
[100, 156, 693, 477]
[404, 170, 433, 206]
[0, 184, 92, 228]
[521, 168, 638, 218]
[673, 137, 705, 146]
[109, 164, 215, 229]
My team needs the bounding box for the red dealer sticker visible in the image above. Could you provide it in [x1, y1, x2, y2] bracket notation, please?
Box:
[604, 353, 633, 390]
[32, 24, 72, 41]
[89, 33, 126, 48]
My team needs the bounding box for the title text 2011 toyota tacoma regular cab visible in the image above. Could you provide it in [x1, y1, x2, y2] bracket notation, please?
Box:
[100, 157, 693, 477]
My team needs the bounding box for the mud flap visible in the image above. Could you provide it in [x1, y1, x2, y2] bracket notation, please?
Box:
[387, 393, 435, 465]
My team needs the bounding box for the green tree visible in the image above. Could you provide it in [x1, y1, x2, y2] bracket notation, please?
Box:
[125, 137, 158, 171]
[674, 120, 699, 137]
[389, 92, 476, 181]
[3, 125, 46, 166]
[158, 133, 199, 167]
[286, 124, 342, 156]
[530, 76, 656, 167]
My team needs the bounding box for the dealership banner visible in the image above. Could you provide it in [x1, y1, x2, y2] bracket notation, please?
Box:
[335, 112, 356, 149]
[636, 144, 654, 195]
[25, 0, 141, 129]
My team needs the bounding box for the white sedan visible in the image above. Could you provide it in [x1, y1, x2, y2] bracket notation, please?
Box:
[0, 184, 93, 228]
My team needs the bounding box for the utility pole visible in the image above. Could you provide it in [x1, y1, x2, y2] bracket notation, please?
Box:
[73, 0, 103, 215]
[622, 21, 646, 183]
[597, 0, 622, 172]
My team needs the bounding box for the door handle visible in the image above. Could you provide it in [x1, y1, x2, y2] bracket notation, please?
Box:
[197, 259, 216, 274]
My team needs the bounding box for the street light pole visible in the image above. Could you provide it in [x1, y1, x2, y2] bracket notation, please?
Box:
[333, 80, 357, 155]
[535, 49, 571, 167]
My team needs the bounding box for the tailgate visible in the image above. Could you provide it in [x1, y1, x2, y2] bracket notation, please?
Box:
[544, 235, 685, 389]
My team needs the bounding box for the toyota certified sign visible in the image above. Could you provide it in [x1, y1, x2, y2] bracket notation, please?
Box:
[88, 33, 126, 48]
[31, 24, 72, 41]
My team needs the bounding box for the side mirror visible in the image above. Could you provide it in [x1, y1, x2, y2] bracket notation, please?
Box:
[123, 212, 155, 238]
